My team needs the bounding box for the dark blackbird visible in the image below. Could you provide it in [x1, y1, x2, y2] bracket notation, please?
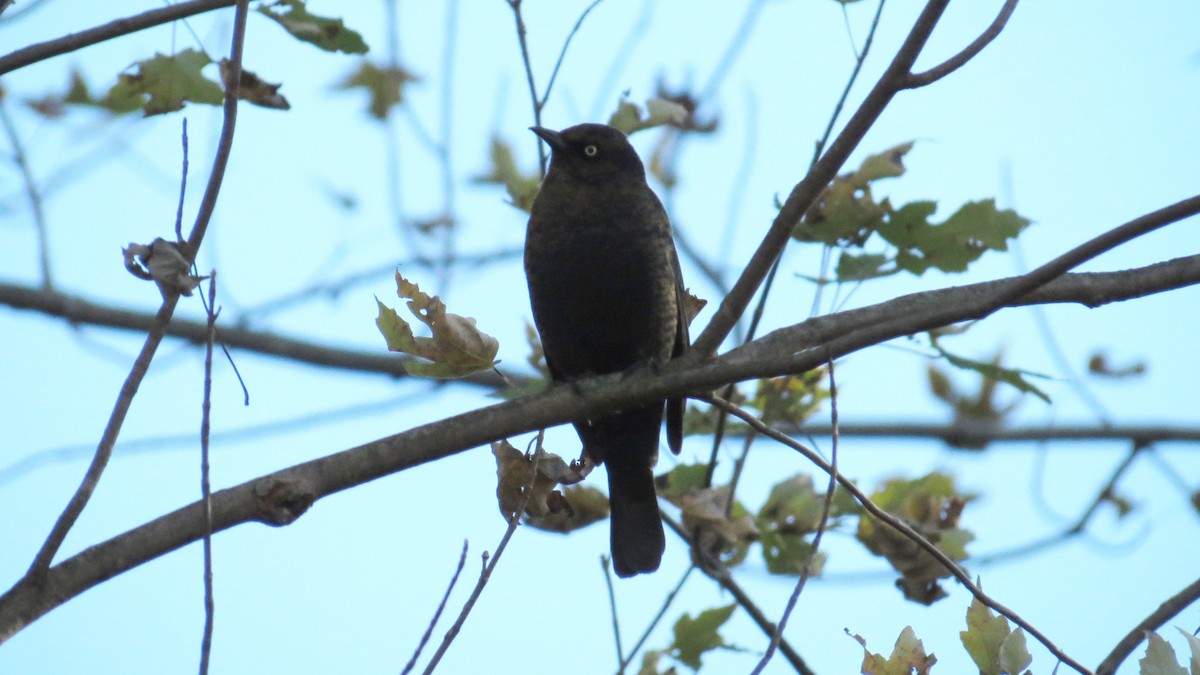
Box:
[524, 123, 688, 578]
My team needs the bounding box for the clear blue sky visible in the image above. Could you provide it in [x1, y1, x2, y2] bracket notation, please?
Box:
[1, 1, 1198, 673]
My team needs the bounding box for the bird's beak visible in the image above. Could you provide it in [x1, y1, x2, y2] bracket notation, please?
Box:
[530, 126, 567, 152]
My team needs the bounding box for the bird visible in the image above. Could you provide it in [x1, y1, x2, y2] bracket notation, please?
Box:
[524, 123, 688, 577]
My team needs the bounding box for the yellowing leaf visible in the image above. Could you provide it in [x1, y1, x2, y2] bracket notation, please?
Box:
[998, 629, 1032, 675]
[656, 463, 710, 500]
[608, 96, 688, 135]
[219, 60, 290, 110]
[123, 238, 208, 298]
[492, 440, 595, 530]
[474, 135, 541, 212]
[258, 0, 369, 54]
[960, 598, 1013, 675]
[107, 49, 224, 117]
[855, 626, 937, 675]
[674, 486, 757, 568]
[376, 271, 498, 378]
[1177, 627, 1200, 673]
[796, 142, 913, 246]
[749, 370, 828, 426]
[671, 604, 736, 670]
[1139, 632, 1189, 675]
[857, 473, 974, 605]
[336, 61, 419, 120]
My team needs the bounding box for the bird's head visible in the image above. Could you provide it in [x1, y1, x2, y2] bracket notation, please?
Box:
[531, 124, 646, 184]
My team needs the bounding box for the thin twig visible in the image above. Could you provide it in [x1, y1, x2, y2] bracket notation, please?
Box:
[616, 566, 695, 674]
[702, 0, 884, 484]
[0, 98, 53, 289]
[235, 248, 522, 320]
[705, 394, 1093, 675]
[421, 431, 544, 673]
[434, 0, 460, 294]
[1013, 237, 1112, 423]
[811, 0, 887, 165]
[699, 0, 768, 103]
[588, 0, 653, 121]
[905, 0, 1020, 88]
[175, 120, 189, 243]
[1096, 575, 1200, 675]
[1067, 442, 1146, 535]
[541, 0, 605, 109]
[401, 540, 469, 675]
[0, 0, 237, 75]
[21, 0, 251, 581]
[732, 197, 1200, 381]
[723, 430, 757, 516]
[198, 271, 218, 675]
[0, 281, 520, 389]
[973, 441, 1148, 567]
[600, 556, 624, 668]
[505, 0, 546, 175]
[752, 357, 840, 674]
[661, 511, 818, 675]
[693, 0, 967, 355]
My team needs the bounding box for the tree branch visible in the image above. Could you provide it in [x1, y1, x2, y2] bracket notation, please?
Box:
[707, 394, 1092, 675]
[1095, 575, 1200, 675]
[694, 0, 961, 354]
[905, 0, 1019, 88]
[0, 282, 517, 389]
[22, 0, 249, 580]
[0, 0, 237, 76]
[2, 240, 1198, 641]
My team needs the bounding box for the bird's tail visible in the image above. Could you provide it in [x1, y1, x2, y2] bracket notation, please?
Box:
[606, 448, 665, 577]
[578, 404, 667, 577]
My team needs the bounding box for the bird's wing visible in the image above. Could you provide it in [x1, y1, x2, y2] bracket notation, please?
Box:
[665, 249, 688, 455]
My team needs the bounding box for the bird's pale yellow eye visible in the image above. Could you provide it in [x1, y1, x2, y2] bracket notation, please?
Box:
[583, 144, 598, 157]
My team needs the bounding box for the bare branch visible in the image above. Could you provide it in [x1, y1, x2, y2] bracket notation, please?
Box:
[693, 0, 957, 354]
[541, 0, 606, 110]
[752, 356, 839, 674]
[198, 272, 218, 675]
[421, 433, 543, 674]
[771, 421, 1200, 446]
[0, 99, 52, 288]
[905, 0, 1020, 88]
[663, 507, 817, 675]
[601, 557, 623, 666]
[0, 282, 519, 389]
[1096, 575, 1200, 675]
[616, 566, 695, 673]
[0, 0, 237, 76]
[505, 0, 546, 175]
[22, 0, 250, 581]
[400, 540, 469, 675]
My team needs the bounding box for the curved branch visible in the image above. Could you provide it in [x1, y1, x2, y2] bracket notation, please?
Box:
[905, 0, 1019, 88]
[0, 0, 237, 76]
[2, 235, 1198, 641]
[1096, 575, 1200, 675]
